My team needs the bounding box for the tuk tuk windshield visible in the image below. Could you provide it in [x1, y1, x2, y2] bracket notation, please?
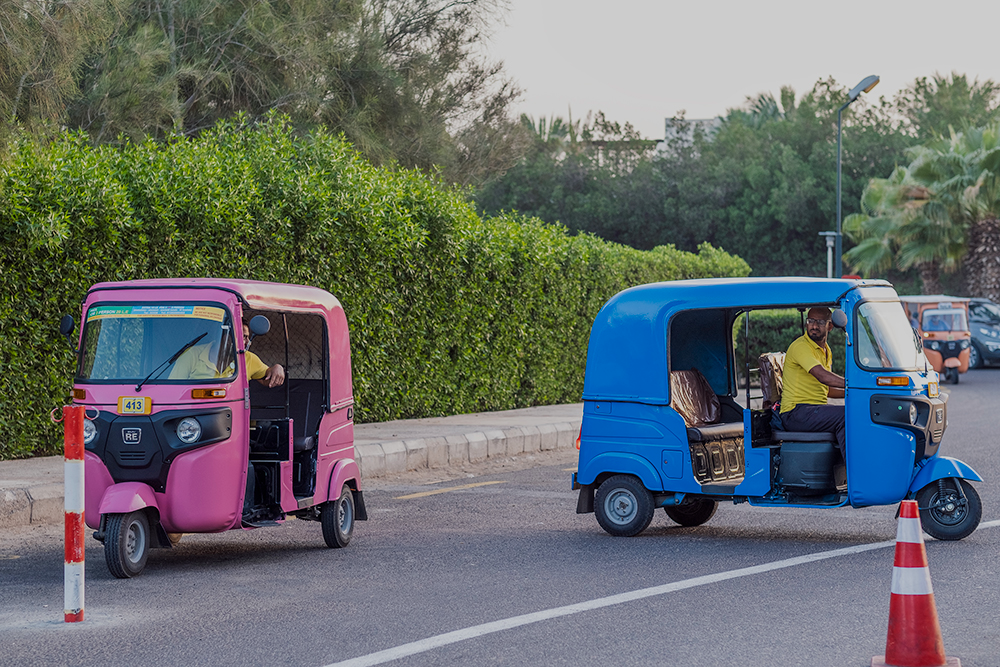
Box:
[856, 301, 927, 371]
[79, 303, 237, 382]
[921, 308, 968, 332]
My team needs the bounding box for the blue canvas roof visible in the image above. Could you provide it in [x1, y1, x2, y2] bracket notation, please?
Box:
[581, 277, 894, 404]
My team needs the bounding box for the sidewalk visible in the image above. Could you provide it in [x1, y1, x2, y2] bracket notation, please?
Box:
[0, 404, 582, 529]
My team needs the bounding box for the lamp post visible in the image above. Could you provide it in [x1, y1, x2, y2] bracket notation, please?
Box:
[835, 74, 879, 278]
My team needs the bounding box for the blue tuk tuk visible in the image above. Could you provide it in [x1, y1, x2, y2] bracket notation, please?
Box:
[573, 278, 983, 540]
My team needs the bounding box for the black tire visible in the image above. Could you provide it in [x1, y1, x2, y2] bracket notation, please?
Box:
[916, 479, 982, 541]
[943, 367, 959, 384]
[322, 485, 355, 548]
[968, 342, 982, 369]
[664, 497, 718, 527]
[104, 511, 150, 578]
[594, 475, 654, 537]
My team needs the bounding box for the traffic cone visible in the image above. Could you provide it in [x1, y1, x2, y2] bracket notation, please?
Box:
[872, 500, 960, 667]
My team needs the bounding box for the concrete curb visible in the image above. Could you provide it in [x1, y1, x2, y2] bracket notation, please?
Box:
[0, 404, 582, 529]
[354, 420, 581, 479]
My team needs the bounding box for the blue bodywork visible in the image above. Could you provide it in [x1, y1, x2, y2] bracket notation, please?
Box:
[576, 277, 981, 510]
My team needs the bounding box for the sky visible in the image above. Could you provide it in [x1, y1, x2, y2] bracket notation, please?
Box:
[483, 0, 1000, 139]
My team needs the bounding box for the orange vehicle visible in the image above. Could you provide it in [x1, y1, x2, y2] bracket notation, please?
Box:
[899, 295, 971, 384]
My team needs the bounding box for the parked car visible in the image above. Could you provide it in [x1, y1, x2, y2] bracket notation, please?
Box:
[968, 297, 1000, 369]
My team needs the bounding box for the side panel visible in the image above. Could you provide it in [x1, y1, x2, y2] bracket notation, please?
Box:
[160, 439, 247, 532]
[84, 452, 115, 529]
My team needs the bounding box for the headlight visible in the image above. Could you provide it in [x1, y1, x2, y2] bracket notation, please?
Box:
[909, 402, 918, 425]
[960, 339, 970, 349]
[929, 341, 941, 351]
[176, 417, 202, 444]
[83, 419, 98, 445]
[985, 341, 1000, 352]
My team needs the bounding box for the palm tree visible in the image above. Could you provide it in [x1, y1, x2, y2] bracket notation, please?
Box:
[844, 165, 964, 294]
[845, 122, 1000, 300]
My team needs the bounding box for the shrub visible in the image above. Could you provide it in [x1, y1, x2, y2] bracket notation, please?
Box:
[0, 118, 750, 459]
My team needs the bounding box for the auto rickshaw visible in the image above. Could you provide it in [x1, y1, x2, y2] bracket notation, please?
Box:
[60, 278, 366, 578]
[573, 278, 983, 541]
[898, 295, 971, 384]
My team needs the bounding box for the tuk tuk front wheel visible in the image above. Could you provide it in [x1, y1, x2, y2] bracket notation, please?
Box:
[322, 485, 355, 548]
[664, 497, 718, 527]
[916, 479, 982, 541]
[104, 511, 150, 579]
[594, 475, 654, 537]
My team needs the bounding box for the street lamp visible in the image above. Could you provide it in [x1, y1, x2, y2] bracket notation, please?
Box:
[835, 74, 879, 278]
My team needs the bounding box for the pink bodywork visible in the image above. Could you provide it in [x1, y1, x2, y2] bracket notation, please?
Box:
[76, 278, 357, 533]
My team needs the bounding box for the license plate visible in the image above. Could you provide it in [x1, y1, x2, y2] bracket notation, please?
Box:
[118, 396, 152, 415]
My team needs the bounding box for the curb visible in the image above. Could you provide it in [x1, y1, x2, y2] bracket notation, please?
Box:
[354, 420, 581, 478]
[0, 414, 581, 530]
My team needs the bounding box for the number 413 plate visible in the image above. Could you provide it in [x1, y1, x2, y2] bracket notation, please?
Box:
[118, 396, 152, 415]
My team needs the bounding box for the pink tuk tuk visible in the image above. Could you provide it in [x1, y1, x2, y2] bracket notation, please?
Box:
[60, 278, 366, 577]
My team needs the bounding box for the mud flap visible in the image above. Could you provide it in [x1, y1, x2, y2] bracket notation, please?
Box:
[576, 484, 595, 514]
[353, 489, 369, 521]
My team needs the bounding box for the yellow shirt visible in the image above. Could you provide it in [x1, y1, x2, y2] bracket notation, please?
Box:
[168, 343, 234, 380]
[168, 345, 267, 380]
[245, 351, 268, 380]
[780, 334, 832, 413]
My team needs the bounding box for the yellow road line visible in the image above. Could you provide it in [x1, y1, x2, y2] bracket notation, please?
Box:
[395, 480, 506, 499]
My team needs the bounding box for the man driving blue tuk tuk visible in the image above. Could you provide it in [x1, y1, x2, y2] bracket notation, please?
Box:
[779, 307, 846, 457]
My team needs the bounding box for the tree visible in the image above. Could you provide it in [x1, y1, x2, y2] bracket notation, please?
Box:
[895, 73, 1000, 140]
[3, 0, 524, 185]
[845, 122, 1000, 300]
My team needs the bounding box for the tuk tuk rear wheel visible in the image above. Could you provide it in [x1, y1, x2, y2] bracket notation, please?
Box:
[916, 479, 982, 541]
[322, 485, 355, 548]
[104, 511, 150, 579]
[664, 497, 718, 527]
[594, 475, 654, 537]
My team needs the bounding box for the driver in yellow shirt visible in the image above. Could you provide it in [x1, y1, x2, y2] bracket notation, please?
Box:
[779, 307, 846, 457]
[169, 322, 284, 387]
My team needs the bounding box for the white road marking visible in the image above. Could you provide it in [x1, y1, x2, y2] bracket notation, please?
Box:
[326, 518, 1000, 667]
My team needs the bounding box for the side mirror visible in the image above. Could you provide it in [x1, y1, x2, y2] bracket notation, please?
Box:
[248, 315, 270, 340]
[59, 315, 77, 352]
[831, 309, 848, 329]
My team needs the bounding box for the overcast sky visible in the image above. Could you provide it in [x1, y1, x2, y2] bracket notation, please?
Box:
[484, 0, 999, 139]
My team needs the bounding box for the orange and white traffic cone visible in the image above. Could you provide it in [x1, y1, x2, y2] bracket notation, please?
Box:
[872, 500, 960, 667]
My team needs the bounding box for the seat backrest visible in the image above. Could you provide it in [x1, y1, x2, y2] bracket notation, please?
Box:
[758, 352, 785, 410]
[669, 369, 720, 427]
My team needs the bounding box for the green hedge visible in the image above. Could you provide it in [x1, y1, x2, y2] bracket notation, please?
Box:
[0, 117, 750, 459]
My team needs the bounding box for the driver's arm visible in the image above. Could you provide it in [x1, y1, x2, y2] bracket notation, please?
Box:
[809, 365, 845, 391]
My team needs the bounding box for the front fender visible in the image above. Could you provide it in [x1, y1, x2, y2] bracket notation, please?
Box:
[909, 456, 983, 494]
[98, 482, 160, 516]
[943, 357, 961, 368]
[578, 452, 664, 491]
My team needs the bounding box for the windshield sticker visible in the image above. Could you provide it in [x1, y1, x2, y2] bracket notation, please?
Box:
[87, 305, 225, 322]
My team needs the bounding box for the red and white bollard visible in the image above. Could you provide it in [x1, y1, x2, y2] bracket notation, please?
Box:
[63, 405, 85, 623]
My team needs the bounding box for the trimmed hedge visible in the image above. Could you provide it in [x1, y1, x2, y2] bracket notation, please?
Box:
[0, 117, 750, 459]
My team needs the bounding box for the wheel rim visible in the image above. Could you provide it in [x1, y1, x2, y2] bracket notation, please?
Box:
[970, 346, 980, 368]
[338, 496, 353, 532]
[125, 519, 146, 565]
[604, 488, 638, 526]
[927, 489, 968, 526]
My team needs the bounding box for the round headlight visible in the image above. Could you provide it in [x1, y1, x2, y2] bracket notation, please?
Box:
[960, 339, 970, 349]
[83, 419, 98, 445]
[909, 402, 918, 425]
[929, 341, 940, 351]
[176, 417, 202, 444]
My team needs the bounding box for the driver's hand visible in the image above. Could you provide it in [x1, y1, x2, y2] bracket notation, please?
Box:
[264, 364, 285, 387]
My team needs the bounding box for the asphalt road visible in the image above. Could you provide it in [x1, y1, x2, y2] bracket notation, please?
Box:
[2, 370, 998, 667]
